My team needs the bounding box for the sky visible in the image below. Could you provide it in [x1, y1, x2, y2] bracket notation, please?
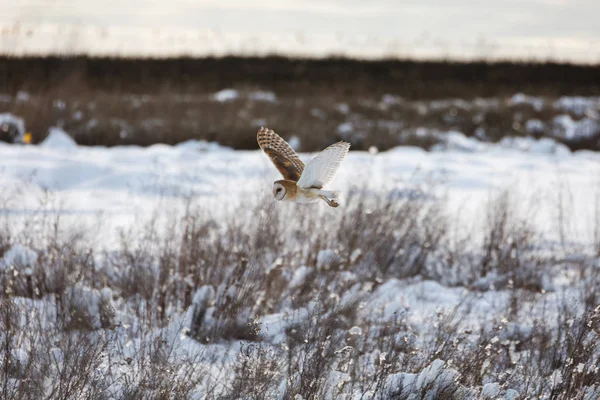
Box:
[1, 0, 599, 62]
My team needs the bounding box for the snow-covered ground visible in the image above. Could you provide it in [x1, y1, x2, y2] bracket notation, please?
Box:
[1, 129, 598, 247]
[1, 129, 599, 398]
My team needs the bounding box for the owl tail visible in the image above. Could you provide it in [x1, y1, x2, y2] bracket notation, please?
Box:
[316, 189, 341, 208]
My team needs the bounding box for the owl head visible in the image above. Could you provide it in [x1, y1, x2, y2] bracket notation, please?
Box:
[272, 180, 297, 201]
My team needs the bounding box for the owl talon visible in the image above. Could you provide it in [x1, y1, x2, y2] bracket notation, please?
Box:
[319, 195, 339, 207]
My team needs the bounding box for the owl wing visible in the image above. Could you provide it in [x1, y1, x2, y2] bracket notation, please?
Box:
[297, 141, 350, 189]
[257, 127, 304, 182]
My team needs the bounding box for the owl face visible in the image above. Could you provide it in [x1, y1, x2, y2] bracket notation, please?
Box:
[273, 182, 286, 200]
[272, 180, 297, 201]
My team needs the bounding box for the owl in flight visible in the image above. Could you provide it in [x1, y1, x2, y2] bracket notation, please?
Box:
[257, 127, 350, 207]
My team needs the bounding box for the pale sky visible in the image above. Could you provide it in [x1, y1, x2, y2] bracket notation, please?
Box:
[1, 0, 599, 62]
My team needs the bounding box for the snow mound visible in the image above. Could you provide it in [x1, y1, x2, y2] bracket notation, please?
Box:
[386, 360, 470, 399]
[446, 131, 487, 152]
[552, 115, 600, 141]
[0, 113, 28, 143]
[289, 266, 312, 289]
[0, 244, 38, 272]
[510, 93, 543, 111]
[498, 136, 571, 155]
[431, 131, 487, 152]
[212, 89, 238, 102]
[554, 96, 600, 116]
[525, 119, 545, 134]
[348, 326, 363, 336]
[482, 382, 500, 398]
[317, 249, 341, 269]
[0, 113, 25, 136]
[432, 131, 572, 155]
[64, 284, 103, 329]
[16, 91, 30, 103]
[504, 389, 520, 400]
[175, 139, 230, 152]
[189, 285, 216, 333]
[40, 128, 77, 149]
[336, 103, 350, 114]
[337, 122, 353, 136]
[248, 90, 277, 102]
[61, 284, 116, 330]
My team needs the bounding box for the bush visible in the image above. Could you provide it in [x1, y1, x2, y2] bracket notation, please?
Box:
[0, 182, 599, 399]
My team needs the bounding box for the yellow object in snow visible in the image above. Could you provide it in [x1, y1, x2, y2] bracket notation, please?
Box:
[23, 132, 32, 144]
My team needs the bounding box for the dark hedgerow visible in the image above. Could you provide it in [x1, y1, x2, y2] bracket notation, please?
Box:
[1, 56, 600, 151]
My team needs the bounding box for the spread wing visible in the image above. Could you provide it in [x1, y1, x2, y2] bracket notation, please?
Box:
[257, 127, 304, 182]
[297, 141, 350, 189]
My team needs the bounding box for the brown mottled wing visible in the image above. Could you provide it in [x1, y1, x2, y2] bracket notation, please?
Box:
[257, 127, 304, 182]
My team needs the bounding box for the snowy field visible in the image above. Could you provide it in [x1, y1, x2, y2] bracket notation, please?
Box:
[1, 128, 598, 247]
[1, 129, 600, 399]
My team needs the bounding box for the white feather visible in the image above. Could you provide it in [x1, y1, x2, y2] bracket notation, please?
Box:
[297, 142, 350, 189]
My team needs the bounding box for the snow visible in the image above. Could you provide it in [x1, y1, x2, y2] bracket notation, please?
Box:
[554, 96, 600, 116]
[289, 266, 313, 289]
[64, 284, 104, 329]
[40, 127, 77, 149]
[482, 382, 500, 398]
[386, 360, 466, 399]
[525, 118, 544, 134]
[0, 113, 25, 134]
[0, 130, 597, 253]
[510, 93, 544, 111]
[432, 131, 487, 152]
[509, 93, 544, 111]
[430, 132, 572, 156]
[211, 89, 277, 103]
[336, 103, 350, 114]
[212, 88, 239, 102]
[287, 135, 300, 150]
[337, 122, 353, 135]
[248, 90, 277, 102]
[192, 285, 216, 308]
[0, 113, 26, 142]
[175, 139, 231, 153]
[504, 389, 519, 400]
[0, 244, 38, 271]
[15, 91, 30, 103]
[1, 126, 599, 398]
[317, 249, 341, 269]
[552, 114, 600, 141]
[498, 136, 571, 155]
[348, 326, 363, 336]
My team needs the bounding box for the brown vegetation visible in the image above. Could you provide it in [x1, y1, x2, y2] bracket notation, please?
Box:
[0, 56, 599, 151]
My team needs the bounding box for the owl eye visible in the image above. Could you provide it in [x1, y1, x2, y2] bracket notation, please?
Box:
[276, 188, 282, 193]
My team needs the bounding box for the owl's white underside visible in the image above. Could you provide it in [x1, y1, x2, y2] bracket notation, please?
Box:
[295, 187, 339, 204]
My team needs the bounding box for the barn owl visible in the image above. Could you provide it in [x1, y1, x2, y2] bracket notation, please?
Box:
[257, 127, 350, 207]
